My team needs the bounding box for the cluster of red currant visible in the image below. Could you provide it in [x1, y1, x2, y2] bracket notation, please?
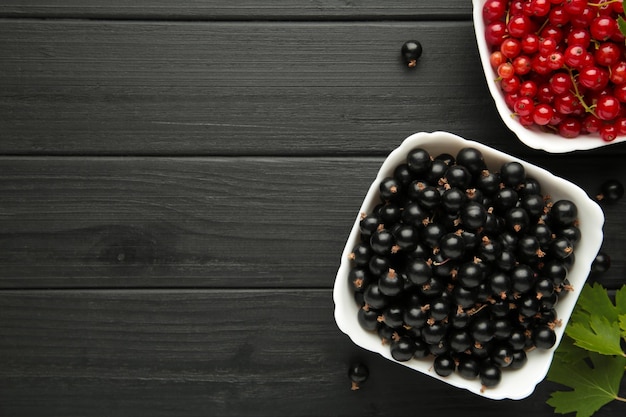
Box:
[484, 0, 626, 141]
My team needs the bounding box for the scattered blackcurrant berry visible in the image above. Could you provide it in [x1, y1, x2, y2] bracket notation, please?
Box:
[401, 40, 423, 68]
[348, 362, 369, 391]
[591, 251, 611, 274]
[596, 179, 624, 203]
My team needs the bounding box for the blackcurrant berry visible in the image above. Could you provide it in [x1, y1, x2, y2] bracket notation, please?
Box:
[506, 207, 530, 234]
[401, 201, 429, 227]
[401, 40, 423, 68]
[357, 304, 380, 331]
[549, 200, 578, 227]
[509, 350, 527, 370]
[390, 335, 416, 361]
[549, 236, 574, 260]
[393, 224, 419, 251]
[592, 250, 611, 273]
[368, 254, 390, 276]
[405, 257, 432, 286]
[403, 303, 428, 328]
[393, 163, 414, 187]
[433, 354, 456, 377]
[363, 283, 389, 310]
[448, 329, 473, 353]
[445, 165, 472, 190]
[479, 363, 501, 389]
[378, 268, 405, 297]
[494, 187, 519, 214]
[457, 261, 486, 289]
[500, 161, 525, 188]
[461, 201, 488, 230]
[597, 179, 624, 203]
[442, 187, 467, 213]
[439, 232, 466, 261]
[533, 325, 556, 349]
[379, 304, 405, 328]
[456, 147, 487, 176]
[491, 343, 513, 368]
[457, 355, 480, 379]
[349, 268, 372, 293]
[476, 170, 500, 196]
[370, 229, 395, 255]
[348, 362, 369, 390]
[471, 317, 495, 343]
[379, 177, 402, 202]
[406, 148, 432, 175]
[422, 321, 449, 344]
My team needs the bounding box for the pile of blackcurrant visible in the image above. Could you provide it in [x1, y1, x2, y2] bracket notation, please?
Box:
[347, 146, 579, 391]
[483, 0, 626, 141]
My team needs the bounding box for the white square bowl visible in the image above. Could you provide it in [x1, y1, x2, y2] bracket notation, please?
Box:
[333, 131, 605, 399]
[472, 0, 626, 153]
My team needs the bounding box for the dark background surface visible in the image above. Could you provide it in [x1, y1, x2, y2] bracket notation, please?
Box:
[0, 1, 624, 416]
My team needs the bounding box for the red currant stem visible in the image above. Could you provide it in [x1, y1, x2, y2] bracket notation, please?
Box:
[535, 18, 550, 36]
[588, 0, 621, 7]
[566, 66, 599, 117]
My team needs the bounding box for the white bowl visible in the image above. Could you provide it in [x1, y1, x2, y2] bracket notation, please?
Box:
[333, 131, 605, 400]
[472, 0, 626, 153]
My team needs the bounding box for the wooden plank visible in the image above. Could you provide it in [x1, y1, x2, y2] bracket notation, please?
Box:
[0, 19, 532, 156]
[0, 1, 471, 20]
[0, 289, 592, 417]
[0, 156, 623, 290]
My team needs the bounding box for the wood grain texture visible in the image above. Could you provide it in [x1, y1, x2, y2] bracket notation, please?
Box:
[3, 289, 623, 417]
[0, 1, 471, 20]
[0, 19, 534, 156]
[0, 156, 623, 289]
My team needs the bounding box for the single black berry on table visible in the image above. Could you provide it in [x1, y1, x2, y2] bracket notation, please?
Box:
[592, 251, 611, 273]
[596, 179, 624, 203]
[348, 362, 369, 391]
[401, 40, 423, 68]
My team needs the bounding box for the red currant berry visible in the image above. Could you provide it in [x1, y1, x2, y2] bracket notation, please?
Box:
[554, 91, 582, 115]
[519, 114, 535, 126]
[583, 114, 602, 133]
[600, 123, 618, 141]
[540, 25, 564, 44]
[529, 0, 552, 16]
[549, 71, 573, 95]
[596, 95, 621, 120]
[564, 45, 588, 68]
[566, 28, 591, 48]
[519, 80, 538, 97]
[549, 6, 569, 26]
[501, 75, 521, 93]
[537, 83, 556, 103]
[485, 21, 508, 46]
[498, 62, 516, 79]
[483, 0, 508, 22]
[578, 66, 609, 91]
[531, 54, 552, 75]
[532, 103, 555, 125]
[615, 117, 626, 135]
[514, 97, 535, 117]
[594, 42, 622, 67]
[513, 55, 533, 75]
[590, 16, 616, 41]
[550, 111, 565, 126]
[521, 33, 540, 54]
[505, 92, 521, 110]
[558, 117, 582, 138]
[563, 0, 589, 16]
[508, 14, 533, 38]
[548, 51, 565, 70]
[570, 7, 595, 29]
[501, 38, 522, 59]
[614, 84, 626, 102]
[539, 38, 558, 56]
[490, 51, 506, 69]
[610, 61, 626, 84]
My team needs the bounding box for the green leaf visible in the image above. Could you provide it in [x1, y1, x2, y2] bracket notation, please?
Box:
[619, 314, 626, 339]
[618, 16, 626, 40]
[566, 283, 625, 356]
[575, 283, 618, 322]
[616, 285, 626, 315]
[567, 314, 625, 356]
[547, 351, 626, 417]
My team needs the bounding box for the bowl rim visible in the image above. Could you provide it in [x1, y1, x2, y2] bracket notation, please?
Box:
[471, 0, 626, 153]
[333, 131, 605, 400]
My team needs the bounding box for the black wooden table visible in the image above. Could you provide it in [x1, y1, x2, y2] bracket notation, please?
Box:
[0, 2, 624, 416]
